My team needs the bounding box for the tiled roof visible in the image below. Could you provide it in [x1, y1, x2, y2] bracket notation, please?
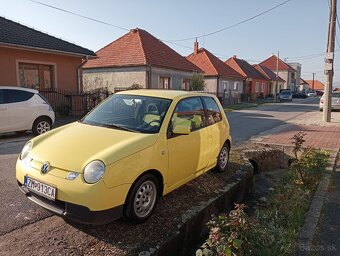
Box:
[84, 28, 200, 72]
[186, 48, 244, 79]
[0, 16, 95, 57]
[259, 55, 294, 71]
[305, 80, 325, 90]
[225, 56, 267, 80]
[253, 64, 285, 82]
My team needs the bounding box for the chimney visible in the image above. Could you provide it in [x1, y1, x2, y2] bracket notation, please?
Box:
[194, 38, 198, 55]
[233, 55, 237, 59]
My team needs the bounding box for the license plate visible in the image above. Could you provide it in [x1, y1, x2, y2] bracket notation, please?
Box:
[24, 176, 56, 200]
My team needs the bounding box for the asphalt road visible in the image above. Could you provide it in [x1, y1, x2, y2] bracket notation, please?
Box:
[227, 97, 319, 144]
[0, 97, 320, 237]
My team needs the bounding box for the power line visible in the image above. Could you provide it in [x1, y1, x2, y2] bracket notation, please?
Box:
[166, 0, 292, 42]
[30, 0, 130, 31]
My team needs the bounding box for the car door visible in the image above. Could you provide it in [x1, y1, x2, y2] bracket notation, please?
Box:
[166, 97, 210, 188]
[0, 89, 9, 133]
[4, 89, 35, 131]
[201, 96, 226, 165]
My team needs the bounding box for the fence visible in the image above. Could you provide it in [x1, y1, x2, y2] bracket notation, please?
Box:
[39, 87, 239, 117]
[40, 88, 112, 117]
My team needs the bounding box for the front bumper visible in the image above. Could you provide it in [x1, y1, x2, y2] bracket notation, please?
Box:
[17, 180, 123, 225]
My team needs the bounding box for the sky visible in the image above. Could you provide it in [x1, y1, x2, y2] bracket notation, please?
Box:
[1, 0, 340, 87]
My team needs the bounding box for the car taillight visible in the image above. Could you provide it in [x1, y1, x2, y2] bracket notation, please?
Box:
[320, 98, 324, 104]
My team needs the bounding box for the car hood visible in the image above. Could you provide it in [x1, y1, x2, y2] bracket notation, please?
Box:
[29, 122, 158, 172]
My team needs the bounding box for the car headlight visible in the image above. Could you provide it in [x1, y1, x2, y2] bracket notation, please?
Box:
[20, 141, 32, 160]
[83, 160, 106, 184]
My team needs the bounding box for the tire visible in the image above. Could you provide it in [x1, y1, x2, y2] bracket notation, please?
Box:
[32, 117, 52, 135]
[214, 143, 230, 172]
[123, 174, 159, 222]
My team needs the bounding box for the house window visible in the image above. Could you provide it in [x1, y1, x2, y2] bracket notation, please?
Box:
[19, 63, 54, 90]
[261, 83, 265, 92]
[234, 82, 239, 91]
[159, 76, 171, 89]
[182, 78, 191, 90]
[255, 82, 259, 92]
[223, 81, 229, 91]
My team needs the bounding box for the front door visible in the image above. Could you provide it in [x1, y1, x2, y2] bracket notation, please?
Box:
[167, 97, 209, 188]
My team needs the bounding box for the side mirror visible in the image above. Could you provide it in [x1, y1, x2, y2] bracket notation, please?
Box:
[172, 120, 191, 135]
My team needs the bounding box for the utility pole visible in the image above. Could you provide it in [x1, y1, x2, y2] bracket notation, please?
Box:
[323, 0, 337, 122]
[312, 72, 315, 90]
[275, 51, 279, 102]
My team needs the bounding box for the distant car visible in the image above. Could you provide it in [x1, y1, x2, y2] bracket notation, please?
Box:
[16, 90, 232, 224]
[316, 90, 324, 96]
[278, 90, 292, 101]
[319, 91, 340, 111]
[0, 86, 55, 135]
[291, 91, 308, 99]
[307, 91, 317, 97]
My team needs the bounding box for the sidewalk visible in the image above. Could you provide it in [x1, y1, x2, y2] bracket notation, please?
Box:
[251, 110, 340, 255]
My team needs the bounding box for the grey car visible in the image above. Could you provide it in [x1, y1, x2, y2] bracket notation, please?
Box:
[319, 92, 340, 111]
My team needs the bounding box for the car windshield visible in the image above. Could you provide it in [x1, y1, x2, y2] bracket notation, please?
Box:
[81, 94, 172, 134]
[281, 91, 290, 95]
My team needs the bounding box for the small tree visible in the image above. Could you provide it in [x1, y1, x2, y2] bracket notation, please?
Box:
[190, 73, 206, 91]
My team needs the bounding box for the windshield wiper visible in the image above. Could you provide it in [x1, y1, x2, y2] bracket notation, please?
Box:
[102, 123, 140, 133]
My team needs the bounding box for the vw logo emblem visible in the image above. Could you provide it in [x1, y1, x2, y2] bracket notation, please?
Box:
[41, 162, 50, 174]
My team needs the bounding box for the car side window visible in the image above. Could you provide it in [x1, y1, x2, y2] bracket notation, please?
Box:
[168, 97, 206, 136]
[202, 97, 222, 125]
[4, 89, 34, 104]
[0, 90, 4, 104]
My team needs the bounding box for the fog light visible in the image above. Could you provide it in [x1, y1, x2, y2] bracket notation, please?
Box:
[66, 172, 79, 180]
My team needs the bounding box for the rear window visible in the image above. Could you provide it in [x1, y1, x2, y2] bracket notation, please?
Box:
[202, 96, 222, 125]
[0, 90, 4, 104]
[3, 89, 34, 104]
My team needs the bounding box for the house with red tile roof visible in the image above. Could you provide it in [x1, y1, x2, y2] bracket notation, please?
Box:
[186, 41, 244, 98]
[225, 56, 269, 98]
[305, 80, 325, 91]
[83, 28, 201, 91]
[259, 55, 301, 91]
[253, 64, 285, 96]
[0, 16, 96, 93]
[300, 78, 309, 91]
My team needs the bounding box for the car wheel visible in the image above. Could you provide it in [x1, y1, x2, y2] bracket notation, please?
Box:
[124, 174, 159, 222]
[32, 117, 52, 135]
[214, 143, 230, 172]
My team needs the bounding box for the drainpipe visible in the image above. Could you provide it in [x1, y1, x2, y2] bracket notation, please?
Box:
[77, 56, 89, 94]
[148, 64, 152, 89]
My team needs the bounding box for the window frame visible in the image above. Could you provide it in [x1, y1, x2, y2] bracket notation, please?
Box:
[159, 76, 171, 89]
[201, 96, 223, 127]
[255, 82, 259, 92]
[261, 82, 265, 92]
[16, 59, 57, 90]
[167, 96, 207, 139]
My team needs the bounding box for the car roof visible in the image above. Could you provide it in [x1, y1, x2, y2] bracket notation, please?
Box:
[116, 89, 216, 100]
[0, 86, 38, 93]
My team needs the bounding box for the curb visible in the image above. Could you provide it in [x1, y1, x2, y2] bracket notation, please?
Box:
[296, 149, 339, 255]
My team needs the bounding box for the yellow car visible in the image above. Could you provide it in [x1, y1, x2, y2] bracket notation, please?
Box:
[16, 90, 231, 224]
